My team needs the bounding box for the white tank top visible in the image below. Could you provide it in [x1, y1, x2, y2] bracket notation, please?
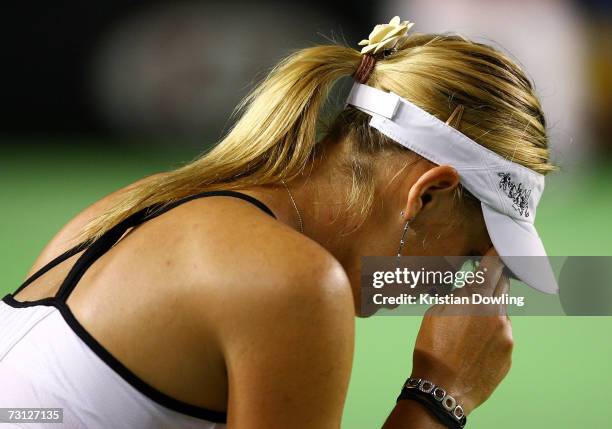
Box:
[0, 191, 278, 428]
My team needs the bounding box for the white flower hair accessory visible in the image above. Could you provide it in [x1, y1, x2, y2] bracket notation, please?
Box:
[358, 16, 415, 55]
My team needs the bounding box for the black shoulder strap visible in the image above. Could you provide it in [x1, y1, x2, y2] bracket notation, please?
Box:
[13, 190, 276, 301]
[53, 190, 277, 301]
[53, 208, 147, 301]
[13, 241, 90, 296]
[144, 190, 277, 221]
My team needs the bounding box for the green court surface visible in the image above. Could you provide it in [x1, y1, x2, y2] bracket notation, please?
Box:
[1, 143, 611, 428]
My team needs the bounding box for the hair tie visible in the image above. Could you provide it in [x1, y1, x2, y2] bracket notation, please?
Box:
[353, 16, 415, 83]
[353, 54, 377, 83]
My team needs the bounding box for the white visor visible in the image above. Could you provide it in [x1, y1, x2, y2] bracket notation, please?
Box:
[346, 82, 558, 294]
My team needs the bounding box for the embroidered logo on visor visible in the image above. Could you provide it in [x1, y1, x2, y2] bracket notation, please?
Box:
[497, 172, 531, 218]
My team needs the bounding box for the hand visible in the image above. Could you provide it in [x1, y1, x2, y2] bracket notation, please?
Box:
[410, 247, 512, 415]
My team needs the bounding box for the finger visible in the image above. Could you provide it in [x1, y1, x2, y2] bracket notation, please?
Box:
[493, 273, 510, 317]
[483, 247, 499, 257]
[454, 247, 497, 296]
[504, 275, 512, 322]
[473, 247, 505, 298]
[454, 247, 501, 299]
[493, 271, 509, 297]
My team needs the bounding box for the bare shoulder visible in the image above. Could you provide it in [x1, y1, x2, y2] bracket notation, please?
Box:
[169, 194, 356, 344]
[25, 173, 165, 278]
[174, 194, 354, 312]
[174, 197, 355, 428]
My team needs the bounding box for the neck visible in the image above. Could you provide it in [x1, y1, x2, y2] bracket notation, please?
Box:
[234, 139, 408, 288]
[240, 154, 359, 271]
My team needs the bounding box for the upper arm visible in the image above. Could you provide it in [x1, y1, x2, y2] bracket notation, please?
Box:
[25, 173, 163, 278]
[221, 253, 355, 429]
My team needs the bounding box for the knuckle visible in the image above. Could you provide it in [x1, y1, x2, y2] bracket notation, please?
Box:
[501, 333, 514, 352]
[505, 336, 514, 350]
[490, 315, 506, 330]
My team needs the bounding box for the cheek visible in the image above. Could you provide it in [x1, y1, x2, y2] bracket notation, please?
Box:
[433, 217, 488, 256]
[471, 213, 493, 252]
[440, 235, 473, 256]
[457, 217, 492, 256]
[414, 231, 467, 256]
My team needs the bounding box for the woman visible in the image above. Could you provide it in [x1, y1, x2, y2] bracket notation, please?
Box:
[0, 17, 555, 428]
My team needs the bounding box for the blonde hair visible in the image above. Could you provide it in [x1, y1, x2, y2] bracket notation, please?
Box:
[77, 33, 555, 244]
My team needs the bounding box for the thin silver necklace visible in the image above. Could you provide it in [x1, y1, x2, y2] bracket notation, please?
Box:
[281, 180, 304, 233]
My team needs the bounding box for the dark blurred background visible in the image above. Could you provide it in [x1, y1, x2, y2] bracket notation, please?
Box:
[1, 1, 372, 143]
[1, 2, 611, 427]
[2, 0, 611, 160]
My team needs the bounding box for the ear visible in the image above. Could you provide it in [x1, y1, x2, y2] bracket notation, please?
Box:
[402, 165, 460, 221]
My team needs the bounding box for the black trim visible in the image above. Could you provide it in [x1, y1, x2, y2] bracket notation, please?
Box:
[144, 190, 277, 221]
[2, 294, 56, 308]
[15, 190, 276, 298]
[14, 240, 89, 296]
[2, 293, 228, 423]
[4, 189, 279, 424]
[54, 208, 146, 301]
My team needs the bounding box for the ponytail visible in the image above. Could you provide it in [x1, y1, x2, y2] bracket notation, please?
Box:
[77, 45, 361, 244]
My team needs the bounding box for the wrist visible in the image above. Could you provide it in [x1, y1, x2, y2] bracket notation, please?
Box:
[409, 369, 475, 415]
[398, 377, 467, 428]
[387, 399, 447, 429]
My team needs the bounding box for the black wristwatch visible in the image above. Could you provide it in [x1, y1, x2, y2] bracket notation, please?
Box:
[397, 377, 467, 428]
